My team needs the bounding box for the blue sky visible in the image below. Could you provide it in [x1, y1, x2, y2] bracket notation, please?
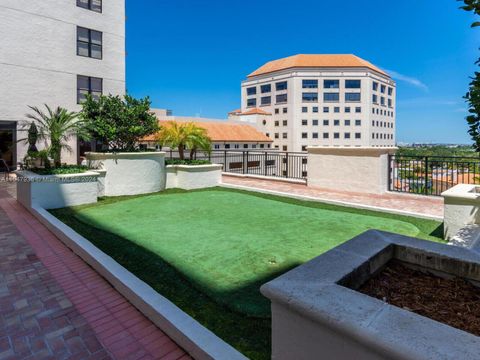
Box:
[126, 0, 478, 144]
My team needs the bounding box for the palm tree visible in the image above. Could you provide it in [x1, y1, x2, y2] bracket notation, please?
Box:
[156, 121, 211, 160]
[20, 105, 88, 167]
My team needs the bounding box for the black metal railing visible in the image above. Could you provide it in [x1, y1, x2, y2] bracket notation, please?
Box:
[389, 155, 480, 196]
[167, 150, 308, 181]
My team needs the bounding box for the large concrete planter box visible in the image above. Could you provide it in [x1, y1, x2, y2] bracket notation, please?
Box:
[16, 170, 99, 210]
[442, 184, 480, 240]
[261, 230, 480, 360]
[166, 164, 222, 190]
[86, 152, 166, 196]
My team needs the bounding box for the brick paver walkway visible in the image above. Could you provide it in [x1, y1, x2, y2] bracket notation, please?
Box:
[222, 175, 444, 219]
[0, 178, 190, 360]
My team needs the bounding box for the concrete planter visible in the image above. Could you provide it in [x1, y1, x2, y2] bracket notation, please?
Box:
[166, 164, 222, 190]
[261, 230, 480, 360]
[16, 170, 99, 210]
[442, 184, 480, 240]
[86, 152, 166, 196]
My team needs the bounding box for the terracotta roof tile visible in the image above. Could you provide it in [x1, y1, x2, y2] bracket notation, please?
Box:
[248, 54, 388, 77]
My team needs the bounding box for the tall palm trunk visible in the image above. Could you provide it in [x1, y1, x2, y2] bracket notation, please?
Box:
[178, 144, 185, 160]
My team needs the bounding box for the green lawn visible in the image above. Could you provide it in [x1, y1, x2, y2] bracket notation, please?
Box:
[51, 188, 443, 359]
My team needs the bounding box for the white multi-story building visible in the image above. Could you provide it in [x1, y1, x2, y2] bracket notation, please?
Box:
[0, 0, 125, 168]
[229, 54, 396, 152]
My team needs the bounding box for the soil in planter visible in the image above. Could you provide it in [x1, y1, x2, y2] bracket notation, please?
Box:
[358, 261, 480, 336]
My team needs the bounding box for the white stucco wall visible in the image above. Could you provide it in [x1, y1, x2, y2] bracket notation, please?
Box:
[307, 147, 396, 194]
[0, 1, 126, 165]
[16, 170, 99, 209]
[86, 152, 166, 196]
[166, 164, 223, 190]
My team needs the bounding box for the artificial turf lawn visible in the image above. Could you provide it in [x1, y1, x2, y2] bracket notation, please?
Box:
[51, 188, 443, 359]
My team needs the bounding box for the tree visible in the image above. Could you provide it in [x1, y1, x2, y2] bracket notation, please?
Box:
[27, 122, 38, 153]
[156, 121, 212, 160]
[459, 0, 480, 151]
[81, 94, 159, 152]
[20, 105, 88, 167]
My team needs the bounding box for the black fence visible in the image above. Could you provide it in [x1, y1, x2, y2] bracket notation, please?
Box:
[168, 150, 308, 181]
[389, 155, 480, 196]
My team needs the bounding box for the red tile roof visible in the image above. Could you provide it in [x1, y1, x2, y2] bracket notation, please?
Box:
[248, 54, 388, 77]
[228, 108, 272, 116]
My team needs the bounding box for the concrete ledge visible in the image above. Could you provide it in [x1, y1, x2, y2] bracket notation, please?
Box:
[220, 183, 443, 221]
[166, 164, 222, 190]
[222, 173, 306, 185]
[307, 146, 397, 157]
[85, 152, 166, 160]
[30, 205, 247, 360]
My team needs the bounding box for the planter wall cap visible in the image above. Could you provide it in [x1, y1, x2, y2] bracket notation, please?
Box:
[166, 164, 223, 172]
[262, 229, 480, 360]
[441, 184, 480, 200]
[307, 146, 398, 156]
[85, 152, 166, 160]
[15, 170, 100, 181]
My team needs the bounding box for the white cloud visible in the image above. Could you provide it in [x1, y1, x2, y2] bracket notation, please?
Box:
[382, 69, 429, 92]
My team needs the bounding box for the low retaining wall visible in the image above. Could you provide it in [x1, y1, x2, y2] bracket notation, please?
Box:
[307, 147, 397, 194]
[86, 152, 166, 196]
[16, 170, 100, 209]
[166, 164, 222, 190]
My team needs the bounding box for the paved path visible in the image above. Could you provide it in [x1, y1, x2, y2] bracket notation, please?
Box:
[222, 175, 444, 219]
[0, 178, 190, 360]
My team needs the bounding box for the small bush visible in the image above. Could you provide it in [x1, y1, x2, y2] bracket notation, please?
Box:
[31, 165, 89, 175]
[166, 159, 211, 166]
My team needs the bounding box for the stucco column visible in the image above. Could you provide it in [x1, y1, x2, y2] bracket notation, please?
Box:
[307, 147, 397, 194]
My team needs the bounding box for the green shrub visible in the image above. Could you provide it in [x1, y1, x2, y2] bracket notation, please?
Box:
[31, 165, 89, 175]
[166, 159, 211, 166]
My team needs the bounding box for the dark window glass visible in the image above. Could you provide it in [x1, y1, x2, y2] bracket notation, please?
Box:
[77, 75, 102, 103]
[302, 133, 308, 139]
[334, 132, 340, 139]
[323, 133, 329, 139]
[334, 107, 340, 113]
[388, 99, 392, 107]
[323, 120, 329, 126]
[388, 87, 393, 96]
[247, 98, 257, 107]
[372, 94, 378, 103]
[282, 133, 288, 139]
[247, 87, 256, 95]
[323, 107, 329, 113]
[355, 119, 361, 126]
[302, 93, 318, 102]
[381, 84, 386, 93]
[381, 97, 386, 106]
[312, 132, 318, 139]
[345, 93, 361, 102]
[302, 79, 318, 89]
[275, 108, 279, 114]
[77, 0, 102, 12]
[345, 107, 351, 113]
[324, 93, 339, 102]
[334, 120, 340, 126]
[324, 80, 339, 89]
[312, 106, 318, 113]
[302, 107, 308, 113]
[344, 120, 351, 126]
[355, 107, 361, 113]
[345, 80, 361, 89]
[312, 119, 318, 126]
[283, 120, 287, 126]
[274, 121, 279, 126]
[355, 133, 361, 139]
[373, 82, 379, 91]
[261, 84, 271, 93]
[276, 94, 288, 104]
[77, 27, 102, 59]
[344, 132, 351, 139]
[302, 120, 308, 126]
[301, 145, 307, 151]
[261, 96, 271, 105]
[276, 81, 288, 91]
[283, 107, 288, 113]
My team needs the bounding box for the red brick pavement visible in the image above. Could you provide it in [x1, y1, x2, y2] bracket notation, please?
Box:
[0, 181, 190, 360]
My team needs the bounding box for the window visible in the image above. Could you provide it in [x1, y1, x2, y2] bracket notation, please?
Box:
[323, 133, 329, 139]
[282, 133, 288, 139]
[381, 84, 386, 93]
[274, 133, 279, 139]
[372, 94, 378, 103]
[77, 75, 102, 103]
[345, 107, 351, 113]
[334, 132, 340, 139]
[312, 119, 319, 126]
[344, 132, 351, 139]
[266, 133, 270, 137]
[345, 93, 361, 102]
[372, 82, 379, 91]
[275, 108, 279, 114]
[302, 93, 318, 102]
[372, 120, 375, 126]
[388, 87, 393, 96]
[243, 144, 248, 149]
[282, 120, 288, 126]
[323, 120, 329, 126]
[252, 144, 257, 149]
[381, 97, 386, 106]
[260, 144, 265, 148]
[261, 96, 271, 106]
[77, 0, 102, 12]
[344, 120, 351, 126]
[225, 144, 231, 149]
[214, 144, 220, 149]
[302, 119, 308, 126]
[334, 120, 340, 126]
[282, 146, 288, 151]
[247, 98, 257, 107]
[355, 119, 361, 126]
[312, 132, 318, 139]
[261, 84, 271, 93]
[302, 107, 308, 113]
[276, 94, 288, 104]
[345, 80, 361, 89]
[313, 106, 318, 113]
[274, 121, 279, 126]
[262, 119, 267, 125]
[303, 79, 318, 88]
[324, 93, 339, 102]
[355, 107, 361, 113]
[388, 99, 392, 107]
[276, 81, 288, 91]
[323, 107, 329, 113]
[283, 107, 288, 113]
[301, 145, 308, 151]
[302, 133, 308, 139]
[77, 27, 102, 59]
[247, 87, 256, 96]
[324, 80, 339, 89]
[355, 133, 361, 139]
[334, 107, 340, 113]
[234, 144, 240, 149]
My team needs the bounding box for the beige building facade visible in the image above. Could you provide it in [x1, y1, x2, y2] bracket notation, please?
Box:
[229, 54, 396, 152]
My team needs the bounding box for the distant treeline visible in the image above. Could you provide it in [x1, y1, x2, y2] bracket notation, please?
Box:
[396, 145, 479, 158]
